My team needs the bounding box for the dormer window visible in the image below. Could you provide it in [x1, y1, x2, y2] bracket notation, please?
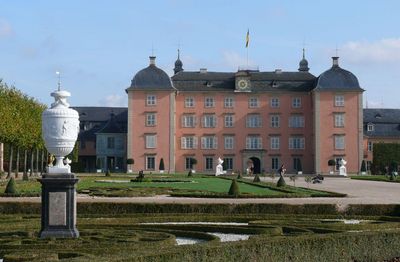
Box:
[374, 114, 382, 119]
[367, 123, 374, 132]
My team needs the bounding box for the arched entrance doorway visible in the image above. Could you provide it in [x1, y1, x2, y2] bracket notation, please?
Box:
[249, 157, 261, 174]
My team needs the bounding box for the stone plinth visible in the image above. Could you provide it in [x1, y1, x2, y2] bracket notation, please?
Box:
[38, 174, 79, 238]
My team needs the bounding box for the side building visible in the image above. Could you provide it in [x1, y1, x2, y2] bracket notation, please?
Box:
[126, 51, 364, 174]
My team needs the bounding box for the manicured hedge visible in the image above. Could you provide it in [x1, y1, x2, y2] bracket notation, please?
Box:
[345, 204, 400, 216]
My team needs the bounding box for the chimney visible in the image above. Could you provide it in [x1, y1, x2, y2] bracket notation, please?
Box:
[149, 56, 156, 66]
[199, 68, 207, 73]
[332, 56, 339, 67]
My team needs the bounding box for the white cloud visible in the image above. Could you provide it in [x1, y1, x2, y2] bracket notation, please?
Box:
[98, 94, 127, 107]
[222, 51, 257, 70]
[341, 38, 400, 63]
[0, 19, 13, 38]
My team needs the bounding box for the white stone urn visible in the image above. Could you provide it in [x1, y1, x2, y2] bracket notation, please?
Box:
[42, 89, 79, 174]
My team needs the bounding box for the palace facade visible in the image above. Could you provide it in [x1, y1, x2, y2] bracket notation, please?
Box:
[125, 52, 364, 174]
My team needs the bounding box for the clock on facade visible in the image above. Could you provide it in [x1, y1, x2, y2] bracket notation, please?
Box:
[237, 79, 249, 90]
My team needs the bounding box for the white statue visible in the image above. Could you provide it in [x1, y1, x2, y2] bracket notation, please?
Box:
[215, 157, 225, 176]
[64, 158, 72, 173]
[339, 159, 347, 176]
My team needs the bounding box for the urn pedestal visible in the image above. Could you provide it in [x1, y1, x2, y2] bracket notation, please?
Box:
[38, 174, 79, 238]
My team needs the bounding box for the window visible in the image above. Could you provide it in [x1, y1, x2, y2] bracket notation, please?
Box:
[146, 95, 156, 106]
[223, 157, 234, 170]
[334, 113, 345, 127]
[334, 135, 345, 150]
[146, 156, 155, 170]
[185, 97, 194, 108]
[224, 114, 234, 127]
[224, 97, 234, 108]
[182, 114, 196, 127]
[289, 115, 304, 128]
[146, 113, 156, 126]
[185, 157, 195, 170]
[367, 123, 374, 131]
[270, 136, 280, 150]
[145, 135, 156, 148]
[224, 136, 234, 149]
[201, 136, 217, 149]
[249, 97, 260, 108]
[293, 158, 301, 171]
[292, 97, 301, 108]
[270, 115, 280, 128]
[335, 95, 344, 107]
[270, 97, 280, 108]
[205, 157, 214, 170]
[368, 141, 373, 152]
[271, 157, 279, 170]
[204, 97, 215, 108]
[246, 136, 262, 149]
[202, 114, 217, 128]
[246, 114, 262, 128]
[289, 137, 305, 149]
[107, 137, 115, 149]
[181, 136, 198, 149]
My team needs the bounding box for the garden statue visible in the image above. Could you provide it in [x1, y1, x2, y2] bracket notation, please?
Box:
[215, 157, 225, 176]
[339, 159, 347, 176]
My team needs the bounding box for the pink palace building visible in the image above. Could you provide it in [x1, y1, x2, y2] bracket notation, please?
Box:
[126, 51, 364, 175]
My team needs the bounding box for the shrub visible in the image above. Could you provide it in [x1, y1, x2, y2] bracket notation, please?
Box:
[277, 175, 286, 187]
[5, 177, 18, 194]
[22, 172, 29, 181]
[105, 169, 111, 177]
[237, 171, 242, 179]
[159, 158, 165, 171]
[187, 170, 193, 177]
[328, 159, 336, 166]
[228, 179, 240, 197]
[289, 175, 297, 187]
[304, 176, 312, 188]
[253, 174, 261, 182]
[126, 159, 134, 165]
[360, 160, 367, 172]
[136, 170, 145, 182]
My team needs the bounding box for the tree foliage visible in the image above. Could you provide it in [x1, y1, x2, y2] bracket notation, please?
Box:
[372, 143, 400, 174]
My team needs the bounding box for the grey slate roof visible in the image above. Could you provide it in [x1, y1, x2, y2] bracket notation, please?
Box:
[128, 65, 174, 91]
[96, 114, 125, 134]
[364, 108, 400, 138]
[315, 63, 363, 91]
[73, 107, 127, 122]
[171, 71, 316, 92]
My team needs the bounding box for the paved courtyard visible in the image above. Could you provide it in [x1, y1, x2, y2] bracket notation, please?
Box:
[1, 177, 399, 208]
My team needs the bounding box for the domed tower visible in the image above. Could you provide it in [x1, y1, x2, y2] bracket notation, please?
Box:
[298, 48, 309, 72]
[312, 56, 364, 175]
[126, 56, 176, 173]
[173, 49, 183, 74]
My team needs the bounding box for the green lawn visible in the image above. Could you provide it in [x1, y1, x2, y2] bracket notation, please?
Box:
[350, 175, 400, 183]
[0, 174, 343, 198]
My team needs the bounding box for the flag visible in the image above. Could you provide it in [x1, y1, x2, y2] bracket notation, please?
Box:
[245, 29, 250, 48]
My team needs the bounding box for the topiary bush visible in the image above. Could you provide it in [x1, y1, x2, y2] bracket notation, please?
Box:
[237, 171, 242, 179]
[277, 175, 286, 187]
[105, 169, 111, 177]
[5, 177, 18, 194]
[228, 179, 240, 197]
[187, 170, 193, 177]
[253, 173, 261, 182]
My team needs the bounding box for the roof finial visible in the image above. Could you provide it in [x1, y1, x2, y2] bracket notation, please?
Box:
[178, 48, 180, 59]
[302, 48, 305, 59]
[56, 71, 61, 91]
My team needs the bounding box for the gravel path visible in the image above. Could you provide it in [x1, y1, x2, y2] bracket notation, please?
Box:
[1, 177, 399, 207]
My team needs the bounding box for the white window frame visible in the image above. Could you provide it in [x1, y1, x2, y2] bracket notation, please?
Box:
[246, 136, 262, 149]
[224, 97, 234, 108]
[202, 114, 217, 128]
[271, 157, 279, 170]
[204, 97, 215, 108]
[270, 136, 280, 150]
[289, 137, 305, 150]
[223, 157, 234, 170]
[292, 97, 301, 108]
[334, 113, 345, 127]
[146, 155, 155, 170]
[145, 135, 157, 149]
[185, 96, 195, 108]
[249, 97, 260, 108]
[367, 123, 374, 132]
[270, 97, 280, 108]
[201, 136, 217, 149]
[224, 114, 234, 127]
[334, 135, 345, 150]
[146, 113, 156, 126]
[367, 141, 373, 152]
[247, 114, 262, 128]
[270, 115, 280, 128]
[182, 114, 196, 128]
[205, 157, 214, 170]
[146, 95, 156, 106]
[289, 115, 304, 128]
[335, 95, 345, 107]
[224, 136, 234, 150]
[181, 136, 198, 149]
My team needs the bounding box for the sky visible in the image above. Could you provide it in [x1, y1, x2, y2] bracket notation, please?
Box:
[1, 0, 400, 108]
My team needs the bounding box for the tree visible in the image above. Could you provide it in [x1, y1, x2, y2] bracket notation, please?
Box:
[253, 173, 261, 182]
[373, 143, 400, 175]
[5, 177, 18, 194]
[228, 179, 240, 197]
[126, 158, 134, 173]
[277, 175, 286, 187]
[159, 158, 165, 171]
[304, 176, 312, 188]
[328, 159, 336, 174]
